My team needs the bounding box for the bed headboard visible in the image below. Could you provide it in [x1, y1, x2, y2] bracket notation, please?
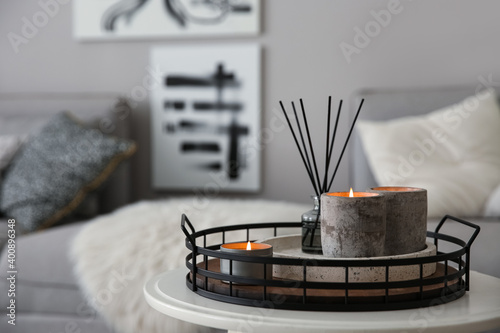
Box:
[0, 92, 133, 215]
[348, 86, 498, 191]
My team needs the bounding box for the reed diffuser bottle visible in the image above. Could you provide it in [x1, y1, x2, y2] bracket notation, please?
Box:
[301, 196, 322, 253]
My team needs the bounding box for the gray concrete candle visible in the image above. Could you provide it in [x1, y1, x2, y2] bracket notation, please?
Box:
[220, 242, 273, 281]
[321, 190, 386, 258]
[370, 186, 427, 255]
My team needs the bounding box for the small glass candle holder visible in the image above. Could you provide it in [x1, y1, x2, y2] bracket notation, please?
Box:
[220, 242, 273, 281]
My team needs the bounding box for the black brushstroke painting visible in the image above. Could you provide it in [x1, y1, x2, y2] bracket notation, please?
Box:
[102, 0, 148, 31]
[192, 101, 242, 112]
[198, 161, 222, 171]
[101, 0, 254, 32]
[181, 142, 220, 153]
[166, 64, 239, 88]
[163, 61, 249, 180]
[164, 100, 185, 110]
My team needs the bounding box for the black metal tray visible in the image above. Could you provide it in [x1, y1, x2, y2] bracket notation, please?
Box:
[181, 215, 480, 311]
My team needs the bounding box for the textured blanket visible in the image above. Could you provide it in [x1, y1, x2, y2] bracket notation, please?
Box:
[70, 197, 310, 333]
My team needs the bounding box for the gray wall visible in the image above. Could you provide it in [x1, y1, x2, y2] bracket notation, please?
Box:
[2, 0, 500, 205]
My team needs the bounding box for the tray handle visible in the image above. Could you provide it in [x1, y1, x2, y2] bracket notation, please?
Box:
[181, 214, 198, 291]
[434, 215, 481, 248]
[434, 215, 480, 292]
[181, 214, 196, 247]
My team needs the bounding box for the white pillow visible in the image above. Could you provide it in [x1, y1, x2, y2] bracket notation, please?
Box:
[357, 89, 500, 218]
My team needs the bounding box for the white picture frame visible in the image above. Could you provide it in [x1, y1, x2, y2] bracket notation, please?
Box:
[73, 0, 260, 40]
[150, 44, 261, 192]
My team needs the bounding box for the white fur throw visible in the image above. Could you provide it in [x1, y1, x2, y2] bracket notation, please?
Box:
[70, 197, 310, 333]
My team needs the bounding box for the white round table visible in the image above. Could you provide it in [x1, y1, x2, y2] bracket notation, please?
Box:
[144, 268, 500, 333]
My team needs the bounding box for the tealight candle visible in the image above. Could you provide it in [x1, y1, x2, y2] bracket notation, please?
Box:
[321, 190, 386, 258]
[220, 242, 273, 281]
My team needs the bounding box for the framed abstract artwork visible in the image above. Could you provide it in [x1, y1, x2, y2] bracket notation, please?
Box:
[150, 44, 261, 192]
[73, 0, 260, 40]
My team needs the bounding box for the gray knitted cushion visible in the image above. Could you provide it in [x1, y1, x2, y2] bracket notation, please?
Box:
[0, 112, 136, 232]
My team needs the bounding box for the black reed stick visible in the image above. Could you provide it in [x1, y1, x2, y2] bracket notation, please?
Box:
[291, 102, 317, 195]
[326, 98, 365, 191]
[321, 96, 332, 194]
[311, 97, 336, 246]
[279, 101, 319, 196]
[299, 99, 322, 193]
[323, 99, 342, 193]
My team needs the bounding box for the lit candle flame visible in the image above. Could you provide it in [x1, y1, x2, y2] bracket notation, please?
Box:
[246, 241, 252, 250]
[349, 188, 354, 197]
